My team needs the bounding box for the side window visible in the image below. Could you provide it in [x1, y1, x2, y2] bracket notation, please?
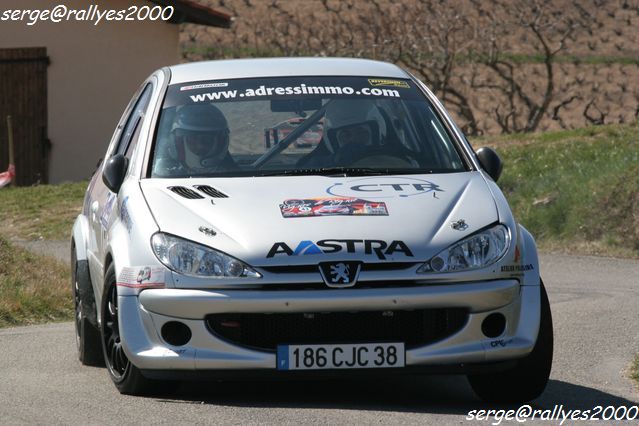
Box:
[114, 84, 153, 158]
[124, 116, 143, 160]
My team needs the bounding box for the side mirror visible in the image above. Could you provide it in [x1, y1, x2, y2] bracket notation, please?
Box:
[102, 154, 128, 193]
[476, 147, 503, 182]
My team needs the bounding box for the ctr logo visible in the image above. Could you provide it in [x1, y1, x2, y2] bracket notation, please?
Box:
[327, 177, 443, 199]
[266, 239, 414, 260]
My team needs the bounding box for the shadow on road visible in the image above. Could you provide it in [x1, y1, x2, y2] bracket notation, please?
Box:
[538, 379, 638, 410]
[153, 376, 638, 415]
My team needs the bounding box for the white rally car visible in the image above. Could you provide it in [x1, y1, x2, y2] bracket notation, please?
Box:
[71, 58, 552, 401]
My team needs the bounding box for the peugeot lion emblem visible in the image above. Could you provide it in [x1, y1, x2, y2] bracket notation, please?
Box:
[318, 261, 362, 288]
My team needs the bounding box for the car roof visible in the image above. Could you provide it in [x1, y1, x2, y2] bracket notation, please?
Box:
[167, 57, 411, 84]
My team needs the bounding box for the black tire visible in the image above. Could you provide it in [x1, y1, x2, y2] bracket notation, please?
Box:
[101, 264, 168, 395]
[72, 246, 104, 367]
[467, 280, 553, 403]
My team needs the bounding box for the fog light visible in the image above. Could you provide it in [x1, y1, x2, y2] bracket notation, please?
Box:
[161, 321, 192, 346]
[481, 313, 506, 338]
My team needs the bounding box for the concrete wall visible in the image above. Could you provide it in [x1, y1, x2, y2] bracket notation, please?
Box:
[0, 0, 180, 182]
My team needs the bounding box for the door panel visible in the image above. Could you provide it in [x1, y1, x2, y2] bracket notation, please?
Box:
[86, 83, 154, 299]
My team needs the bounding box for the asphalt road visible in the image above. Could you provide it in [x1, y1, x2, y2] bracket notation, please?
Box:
[1, 254, 638, 425]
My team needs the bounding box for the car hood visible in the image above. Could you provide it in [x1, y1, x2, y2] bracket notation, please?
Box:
[140, 172, 498, 266]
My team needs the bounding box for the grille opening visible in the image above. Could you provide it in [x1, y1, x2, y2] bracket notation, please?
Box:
[168, 186, 204, 199]
[195, 185, 228, 198]
[260, 263, 416, 274]
[206, 308, 468, 352]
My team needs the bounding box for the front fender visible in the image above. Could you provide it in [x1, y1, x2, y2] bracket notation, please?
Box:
[105, 222, 131, 289]
[105, 219, 168, 297]
[518, 224, 541, 287]
[72, 214, 90, 261]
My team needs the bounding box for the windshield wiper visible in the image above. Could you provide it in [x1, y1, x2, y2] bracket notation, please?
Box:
[257, 167, 402, 177]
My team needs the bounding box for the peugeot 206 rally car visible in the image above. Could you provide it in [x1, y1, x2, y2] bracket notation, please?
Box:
[71, 58, 553, 401]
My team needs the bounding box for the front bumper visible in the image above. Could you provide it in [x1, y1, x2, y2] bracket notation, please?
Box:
[119, 279, 541, 372]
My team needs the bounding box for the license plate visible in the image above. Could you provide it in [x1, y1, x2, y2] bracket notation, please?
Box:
[277, 342, 405, 370]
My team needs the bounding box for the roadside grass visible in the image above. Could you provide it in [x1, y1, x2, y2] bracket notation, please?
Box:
[0, 237, 72, 328]
[0, 181, 87, 241]
[473, 122, 639, 258]
[632, 355, 639, 386]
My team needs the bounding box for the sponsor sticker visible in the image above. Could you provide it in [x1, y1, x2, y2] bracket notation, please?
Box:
[266, 239, 413, 260]
[489, 338, 513, 348]
[368, 78, 410, 88]
[500, 264, 534, 273]
[120, 196, 132, 233]
[100, 193, 117, 229]
[279, 197, 388, 218]
[180, 82, 228, 91]
[117, 266, 166, 289]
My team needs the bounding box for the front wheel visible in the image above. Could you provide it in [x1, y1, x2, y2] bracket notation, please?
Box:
[467, 280, 553, 403]
[100, 264, 171, 395]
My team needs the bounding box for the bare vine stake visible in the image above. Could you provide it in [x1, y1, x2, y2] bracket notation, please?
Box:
[7, 115, 15, 187]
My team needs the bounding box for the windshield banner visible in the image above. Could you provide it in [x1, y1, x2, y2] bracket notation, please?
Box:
[165, 76, 422, 108]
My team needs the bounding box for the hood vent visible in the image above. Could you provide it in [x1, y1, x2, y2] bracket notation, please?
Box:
[195, 185, 228, 198]
[168, 186, 204, 199]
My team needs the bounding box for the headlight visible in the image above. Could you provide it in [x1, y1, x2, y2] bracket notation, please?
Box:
[417, 224, 510, 273]
[151, 233, 261, 278]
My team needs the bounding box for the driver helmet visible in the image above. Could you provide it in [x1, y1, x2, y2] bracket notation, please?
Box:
[171, 104, 230, 168]
[324, 100, 384, 151]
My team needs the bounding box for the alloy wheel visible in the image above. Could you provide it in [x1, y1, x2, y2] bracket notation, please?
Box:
[103, 284, 129, 378]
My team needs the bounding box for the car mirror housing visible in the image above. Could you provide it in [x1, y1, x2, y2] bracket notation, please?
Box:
[476, 147, 503, 182]
[102, 154, 128, 193]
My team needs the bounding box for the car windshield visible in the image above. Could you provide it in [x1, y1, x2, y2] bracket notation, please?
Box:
[150, 76, 468, 178]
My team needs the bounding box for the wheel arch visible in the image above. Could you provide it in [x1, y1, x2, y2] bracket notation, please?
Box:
[517, 224, 541, 287]
[103, 225, 132, 284]
[71, 219, 99, 328]
[104, 252, 114, 276]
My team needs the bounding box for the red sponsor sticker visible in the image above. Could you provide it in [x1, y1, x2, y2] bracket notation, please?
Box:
[280, 197, 388, 218]
[117, 266, 166, 289]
